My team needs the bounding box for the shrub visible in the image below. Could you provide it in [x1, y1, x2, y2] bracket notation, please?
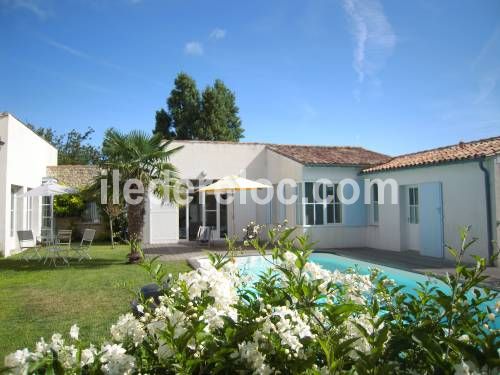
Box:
[2, 225, 499, 374]
[53, 194, 85, 217]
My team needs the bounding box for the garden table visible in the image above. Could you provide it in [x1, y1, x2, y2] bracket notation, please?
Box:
[42, 237, 70, 267]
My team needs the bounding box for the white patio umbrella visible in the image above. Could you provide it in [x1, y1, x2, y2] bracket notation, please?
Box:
[198, 175, 272, 238]
[21, 179, 77, 242]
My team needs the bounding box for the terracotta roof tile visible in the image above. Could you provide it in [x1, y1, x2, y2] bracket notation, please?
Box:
[267, 144, 390, 166]
[363, 136, 500, 173]
[47, 165, 100, 189]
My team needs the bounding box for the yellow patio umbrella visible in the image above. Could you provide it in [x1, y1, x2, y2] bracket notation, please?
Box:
[198, 175, 272, 238]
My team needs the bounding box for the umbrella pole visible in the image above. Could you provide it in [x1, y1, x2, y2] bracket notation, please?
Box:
[232, 192, 235, 239]
[51, 195, 54, 243]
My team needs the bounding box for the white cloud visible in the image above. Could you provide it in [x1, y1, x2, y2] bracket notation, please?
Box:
[184, 41, 204, 56]
[341, 0, 396, 82]
[41, 37, 91, 59]
[39, 36, 163, 86]
[0, 0, 50, 19]
[209, 28, 226, 40]
[473, 27, 500, 104]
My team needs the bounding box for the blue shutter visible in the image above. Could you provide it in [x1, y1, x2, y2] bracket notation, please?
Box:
[342, 179, 367, 226]
[419, 182, 444, 258]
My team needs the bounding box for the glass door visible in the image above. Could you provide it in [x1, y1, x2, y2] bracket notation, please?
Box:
[202, 193, 228, 240]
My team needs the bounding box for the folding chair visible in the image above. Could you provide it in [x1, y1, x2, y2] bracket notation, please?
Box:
[17, 230, 42, 261]
[196, 226, 213, 247]
[71, 229, 95, 261]
[56, 230, 72, 249]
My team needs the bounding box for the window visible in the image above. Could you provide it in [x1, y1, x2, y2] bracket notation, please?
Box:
[26, 190, 33, 230]
[10, 186, 16, 237]
[372, 184, 379, 224]
[83, 202, 101, 224]
[41, 196, 52, 240]
[408, 187, 419, 224]
[303, 182, 342, 226]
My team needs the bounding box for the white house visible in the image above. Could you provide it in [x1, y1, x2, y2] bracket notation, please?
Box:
[144, 138, 500, 264]
[0, 113, 58, 256]
[1, 110, 498, 265]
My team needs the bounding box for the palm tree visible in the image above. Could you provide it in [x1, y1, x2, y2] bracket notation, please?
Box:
[102, 128, 184, 262]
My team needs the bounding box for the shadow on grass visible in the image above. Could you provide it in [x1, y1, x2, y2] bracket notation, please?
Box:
[0, 255, 131, 272]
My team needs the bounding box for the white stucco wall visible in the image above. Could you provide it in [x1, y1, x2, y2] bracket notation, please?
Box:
[169, 141, 267, 180]
[0, 114, 58, 256]
[365, 160, 495, 262]
[144, 141, 498, 266]
[146, 141, 268, 243]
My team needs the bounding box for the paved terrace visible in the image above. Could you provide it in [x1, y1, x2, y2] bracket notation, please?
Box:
[143, 244, 500, 289]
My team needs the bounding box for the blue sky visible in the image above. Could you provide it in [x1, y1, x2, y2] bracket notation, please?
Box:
[0, 0, 499, 156]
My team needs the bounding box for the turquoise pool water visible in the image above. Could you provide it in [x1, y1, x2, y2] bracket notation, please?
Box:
[233, 252, 499, 325]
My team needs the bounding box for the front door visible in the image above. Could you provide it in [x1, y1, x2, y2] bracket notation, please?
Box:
[405, 186, 420, 251]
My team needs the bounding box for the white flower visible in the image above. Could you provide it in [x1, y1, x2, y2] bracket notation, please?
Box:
[110, 313, 146, 346]
[70, 324, 79, 340]
[51, 333, 65, 352]
[453, 360, 488, 375]
[458, 334, 470, 342]
[35, 338, 50, 356]
[100, 344, 135, 375]
[4, 349, 30, 374]
[238, 341, 273, 375]
[58, 345, 78, 369]
[136, 304, 144, 314]
[81, 345, 97, 366]
[487, 313, 495, 321]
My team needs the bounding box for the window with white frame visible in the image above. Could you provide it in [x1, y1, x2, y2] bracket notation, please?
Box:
[372, 184, 379, 224]
[26, 190, 33, 230]
[303, 182, 342, 226]
[408, 187, 419, 224]
[41, 196, 52, 240]
[10, 186, 16, 237]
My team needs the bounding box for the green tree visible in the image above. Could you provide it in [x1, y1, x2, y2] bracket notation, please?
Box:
[153, 109, 175, 139]
[199, 80, 244, 141]
[27, 125, 101, 165]
[167, 72, 201, 139]
[101, 129, 184, 262]
[155, 72, 244, 141]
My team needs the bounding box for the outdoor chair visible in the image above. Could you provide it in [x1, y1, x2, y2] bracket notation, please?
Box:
[196, 226, 213, 247]
[71, 229, 95, 261]
[56, 230, 72, 249]
[17, 230, 42, 261]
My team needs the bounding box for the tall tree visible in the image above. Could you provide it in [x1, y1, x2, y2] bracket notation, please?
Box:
[153, 109, 175, 139]
[102, 129, 184, 262]
[155, 72, 244, 141]
[167, 72, 201, 139]
[199, 80, 244, 141]
[27, 124, 101, 165]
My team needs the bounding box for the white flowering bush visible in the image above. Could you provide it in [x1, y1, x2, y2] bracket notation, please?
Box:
[2, 225, 499, 374]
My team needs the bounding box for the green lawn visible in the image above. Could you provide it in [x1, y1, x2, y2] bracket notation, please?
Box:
[0, 244, 191, 358]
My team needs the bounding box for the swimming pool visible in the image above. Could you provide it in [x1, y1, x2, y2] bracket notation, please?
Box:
[228, 252, 499, 325]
